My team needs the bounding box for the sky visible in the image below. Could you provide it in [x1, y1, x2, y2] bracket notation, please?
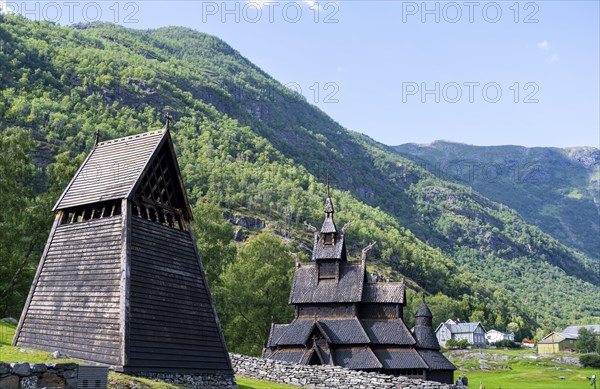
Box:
[3, 0, 599, 148]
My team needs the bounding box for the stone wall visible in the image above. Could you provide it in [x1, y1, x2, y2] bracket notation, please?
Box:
[133, 372, 237, 389]
[0, 362, 78, 389]
[230, 354, 457, 389]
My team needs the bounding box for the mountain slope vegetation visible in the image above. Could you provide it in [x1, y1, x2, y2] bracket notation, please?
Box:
[0, 15, 598, 350]
[393, 141, 600, 259]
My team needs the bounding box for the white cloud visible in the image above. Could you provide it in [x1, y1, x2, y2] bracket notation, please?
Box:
[537, 40, 559, 63]
[303, 0, 319, 9]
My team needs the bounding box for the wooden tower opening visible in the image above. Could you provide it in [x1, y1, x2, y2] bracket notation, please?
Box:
[13, 128, 234, 380]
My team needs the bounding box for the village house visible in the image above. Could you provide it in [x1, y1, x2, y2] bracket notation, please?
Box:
[435, 319, 486, 347]
[485, 330, 515, 344]
[263, 196, 456, 384]
[537, 324, 600, 354]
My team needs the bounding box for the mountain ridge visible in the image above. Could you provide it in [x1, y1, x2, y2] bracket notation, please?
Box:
[393, 141, 600, 259]
[0, 15, 598, 335]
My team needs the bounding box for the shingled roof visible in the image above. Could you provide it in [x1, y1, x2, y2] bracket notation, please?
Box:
[275, 319, 315, 346]
[312, 236, 346, 260]
[362, 283, 405, 304]
[333, 346, 382, 370]
[417, 350, 457, 371]
[413, 301, 440, 349]
[289, 262, 364, 304]
[362, 320, 416, 345]
[53, 129, 191, 218]
[373, 348, 428, 370]
[413, 325, 441, 350]
[319, 319, 370, 344]
[267, 324, 289, 347]
[268, 349, 306, 364]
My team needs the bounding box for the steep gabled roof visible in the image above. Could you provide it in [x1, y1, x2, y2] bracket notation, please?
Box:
[275, 319, 315, 346]
[53, 129, 192, 218]
[362, 283, 405, 304]
[538, 331, 578, 343]
[318, 318, 370, 344]
[289, 262, 364, 304]
[436, 321, 485, 335]
[333, 346, 382, 370]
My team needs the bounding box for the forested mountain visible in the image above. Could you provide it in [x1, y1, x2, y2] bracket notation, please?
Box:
[393, 141, 600, 259]
[1, 15, 598, 353]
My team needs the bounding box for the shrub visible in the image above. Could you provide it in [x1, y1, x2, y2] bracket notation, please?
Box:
[446, 339, 470, 349]
[579, 354, 600, 368]
[493, 339, 520, 348]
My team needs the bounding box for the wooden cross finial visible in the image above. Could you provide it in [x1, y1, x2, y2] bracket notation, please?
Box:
[326, 174, 330, 197]
[164, 111, 173, 130]
[94, 129, 100, 146]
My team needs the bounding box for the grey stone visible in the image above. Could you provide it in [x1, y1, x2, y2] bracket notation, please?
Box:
[20, 376, 38, 389]
[11, 364, 30, 377]
[0, 376, 18, 389]
[0, 318, 17, 325]
[64, 378, 76, 389]
[51, 365, 76, 372]
[31, 365, 47, 374]
[60, 371, 75, 380]
[0, 365, 9, 375]
[50, 353, 67, 360]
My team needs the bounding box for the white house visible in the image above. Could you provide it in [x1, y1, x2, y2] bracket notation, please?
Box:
[435, 319, 486, 347]
[485, 329, 515, 344]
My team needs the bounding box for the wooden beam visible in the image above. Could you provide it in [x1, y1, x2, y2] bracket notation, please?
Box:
[118, 198, 131, 371]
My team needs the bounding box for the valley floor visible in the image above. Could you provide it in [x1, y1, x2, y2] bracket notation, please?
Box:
[448, 348, 598, 389]
[2, 321, 598, 389]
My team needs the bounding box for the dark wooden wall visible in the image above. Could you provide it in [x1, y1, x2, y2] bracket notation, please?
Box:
[15, 216, 123, 365]
[126, 217, 231, 374]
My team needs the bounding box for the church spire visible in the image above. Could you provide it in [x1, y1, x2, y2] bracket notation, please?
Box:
[413, 299, 441, 350]
[321, 195, 337, 235]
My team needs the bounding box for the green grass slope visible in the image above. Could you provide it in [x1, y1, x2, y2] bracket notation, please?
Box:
[449, 349, 598, 389]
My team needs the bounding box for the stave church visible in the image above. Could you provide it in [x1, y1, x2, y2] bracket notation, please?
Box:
[263, 196, 456, 384]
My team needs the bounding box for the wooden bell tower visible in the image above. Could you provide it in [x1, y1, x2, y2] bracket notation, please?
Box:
[13, 128, 233, 377]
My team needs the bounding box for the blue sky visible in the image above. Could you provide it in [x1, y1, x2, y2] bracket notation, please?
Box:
[4, 0, 599, 147]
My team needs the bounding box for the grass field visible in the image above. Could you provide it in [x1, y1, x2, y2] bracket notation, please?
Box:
[1, 320, 294, 389]
[449, 348, 598, 389]
[4, 320, 598, 389]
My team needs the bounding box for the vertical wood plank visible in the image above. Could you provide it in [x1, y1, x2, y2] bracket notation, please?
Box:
[13, 213, 62, 346]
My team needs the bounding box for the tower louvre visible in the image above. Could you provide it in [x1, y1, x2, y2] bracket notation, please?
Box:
[13, 128, 234, 380]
